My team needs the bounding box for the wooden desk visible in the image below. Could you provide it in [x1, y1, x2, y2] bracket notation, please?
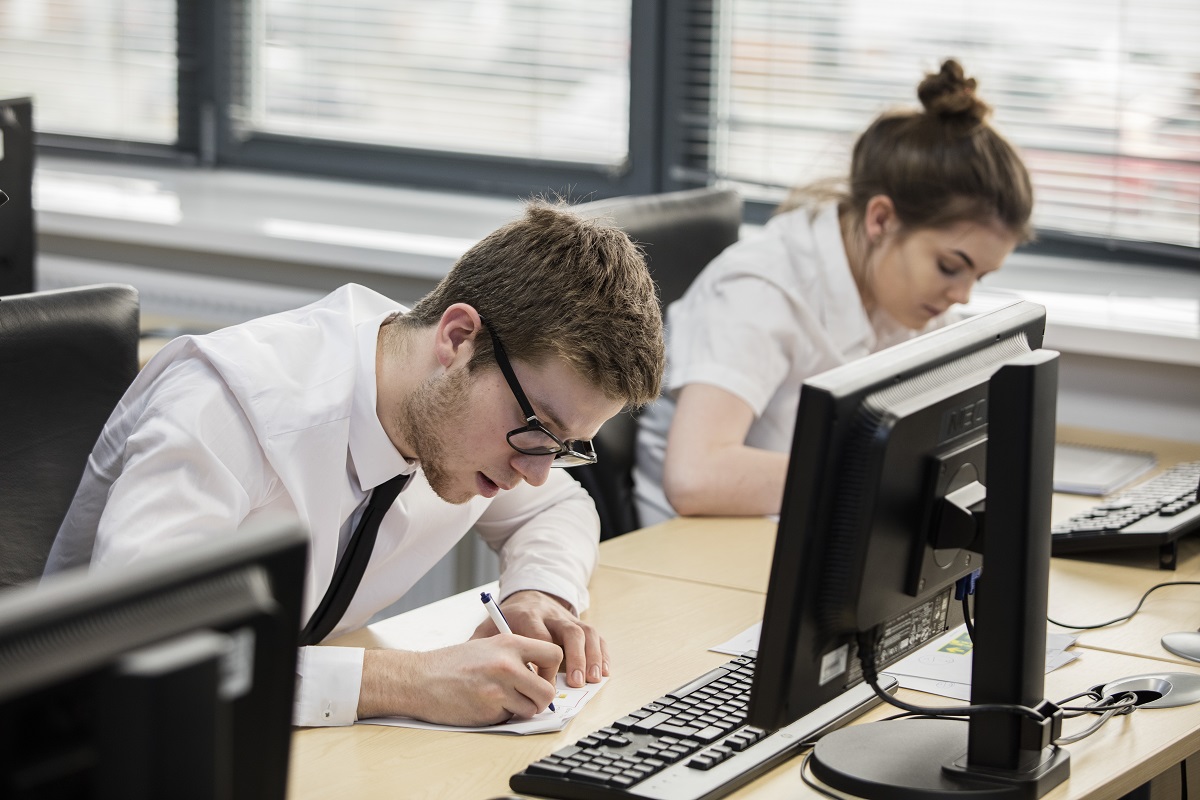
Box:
[1047, 536, 1200, 666]
[288, 427, 1200, 800]
[289, 565, 1200, 800]
[1045, 430, 1200, 667]
[599, 515, 774, 593]
[601, 518, 1200, 667]
[721, 650, 1200, 800]
[291, 567, 765, 800]
[601, 429, 1200, 665]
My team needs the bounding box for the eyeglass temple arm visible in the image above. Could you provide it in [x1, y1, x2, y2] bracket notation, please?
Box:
[486, 328, 539, 422]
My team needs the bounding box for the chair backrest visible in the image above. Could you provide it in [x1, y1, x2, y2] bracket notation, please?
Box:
[572, 187, 743, 539]
[576, 187, 743, 314]
[0, 284, 140, 587]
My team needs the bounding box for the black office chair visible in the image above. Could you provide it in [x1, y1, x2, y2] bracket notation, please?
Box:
[0, 284, 140, 587]
[573, 187, 743, 539]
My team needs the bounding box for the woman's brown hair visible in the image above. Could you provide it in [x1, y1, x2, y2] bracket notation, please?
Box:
[780, 60, 1034, 243]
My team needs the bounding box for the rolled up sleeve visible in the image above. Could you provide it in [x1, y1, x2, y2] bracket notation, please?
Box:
[473, 471, 600, 615]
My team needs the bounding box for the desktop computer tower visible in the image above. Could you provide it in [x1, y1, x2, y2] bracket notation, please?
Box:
[0, 96, 35, 296]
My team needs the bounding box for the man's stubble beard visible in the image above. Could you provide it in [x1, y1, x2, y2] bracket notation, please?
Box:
[397, 366, 474, 505]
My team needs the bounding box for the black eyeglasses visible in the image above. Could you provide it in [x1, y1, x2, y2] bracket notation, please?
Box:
[486, 326, 597, 468]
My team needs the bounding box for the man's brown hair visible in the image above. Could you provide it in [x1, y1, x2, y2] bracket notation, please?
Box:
[401, 200, 664, 407]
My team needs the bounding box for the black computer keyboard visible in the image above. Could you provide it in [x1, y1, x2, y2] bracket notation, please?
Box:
[509, 653, 891, 800]
[1051, 460, 1200, 568]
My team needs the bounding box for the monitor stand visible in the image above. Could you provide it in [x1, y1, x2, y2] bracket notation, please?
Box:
[810, 351, 1070, 799]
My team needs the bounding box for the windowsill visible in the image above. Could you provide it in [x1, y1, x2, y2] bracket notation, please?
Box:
[964, 255, 1200, 368]
[33, 156, 1200, 369]
[35, 155, 521, 281]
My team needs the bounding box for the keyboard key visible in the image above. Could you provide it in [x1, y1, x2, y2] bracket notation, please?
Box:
[666, 666, 731, 699]
[567, 767, 612, 784]
[527, 761, 570, 777]
[655, 723, 702, 738]
[692, 725, 726, 743]
[632, 711, 673, 732]
[724, 734, 751, 751]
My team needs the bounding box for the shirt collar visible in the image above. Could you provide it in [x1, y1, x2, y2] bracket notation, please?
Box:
[349, 309, 417, 493]
[812, 204, 878, 355]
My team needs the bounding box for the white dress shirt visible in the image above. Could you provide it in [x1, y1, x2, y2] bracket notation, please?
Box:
[46, 283, 601, 726]
[634, 205, 952, 527]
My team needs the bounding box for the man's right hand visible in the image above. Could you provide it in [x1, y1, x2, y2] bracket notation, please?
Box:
[356, 634, 563, 725]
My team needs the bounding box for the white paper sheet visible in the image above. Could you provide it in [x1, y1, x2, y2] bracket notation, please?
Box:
[359, 674, 607, 734]
[711, 621, 1079, 702]
[885, 626, 1079, 701]
[711, 622, 761, 656]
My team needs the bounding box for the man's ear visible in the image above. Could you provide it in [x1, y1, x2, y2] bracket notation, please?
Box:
[433, 304, 483, 368]
[863, 194, 898, 244]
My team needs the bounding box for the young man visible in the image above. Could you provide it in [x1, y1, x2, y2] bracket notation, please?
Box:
[45, 202, 665, 727]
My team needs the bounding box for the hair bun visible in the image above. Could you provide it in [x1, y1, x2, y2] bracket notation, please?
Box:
[918, 60, 990, 124]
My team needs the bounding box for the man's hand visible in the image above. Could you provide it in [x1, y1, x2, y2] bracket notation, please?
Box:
[357, 635, 562, 725]
[471, 590, 610, 688]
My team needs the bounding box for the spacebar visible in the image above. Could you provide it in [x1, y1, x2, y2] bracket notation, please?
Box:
[666, 666, 731, 699]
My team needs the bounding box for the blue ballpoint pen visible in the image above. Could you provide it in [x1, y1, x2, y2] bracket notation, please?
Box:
[480, 591, 555, 712]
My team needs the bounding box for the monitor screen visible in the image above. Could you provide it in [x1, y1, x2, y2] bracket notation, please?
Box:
[748, 300, 1068, 797]
[0, 96, 35, 296]
[0, 521, 307, 800]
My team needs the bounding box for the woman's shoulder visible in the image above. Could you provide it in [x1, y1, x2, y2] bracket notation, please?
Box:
[702, 204, 830, 279]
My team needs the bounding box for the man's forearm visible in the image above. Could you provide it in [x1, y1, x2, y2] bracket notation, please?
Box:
[357, 648, 423, 720]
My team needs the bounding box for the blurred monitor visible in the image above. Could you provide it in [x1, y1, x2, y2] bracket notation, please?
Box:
[748, 300, 1068, 797]
[0, 96, 34, 295]
[0, 521, 307, 800]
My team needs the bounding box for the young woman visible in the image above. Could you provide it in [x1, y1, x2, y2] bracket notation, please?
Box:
[634, 59, 1034, 526]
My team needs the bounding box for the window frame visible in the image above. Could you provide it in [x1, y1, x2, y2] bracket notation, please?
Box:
[27, 0, 1198, 270]
[661, 0, 1199, 269]
[39, 0, 669, 200]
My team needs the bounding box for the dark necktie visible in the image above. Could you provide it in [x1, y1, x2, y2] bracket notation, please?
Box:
[298, 472, 410, 646]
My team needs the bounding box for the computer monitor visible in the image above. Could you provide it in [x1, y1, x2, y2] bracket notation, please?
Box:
[747, 300, 1069, 798]
[0, 96, 35, 295]
[0, 521, 307, 800]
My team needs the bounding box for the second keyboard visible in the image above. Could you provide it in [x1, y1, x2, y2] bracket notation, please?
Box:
[1051, 460, 1200, 567]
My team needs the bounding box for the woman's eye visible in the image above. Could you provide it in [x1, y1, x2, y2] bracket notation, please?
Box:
[938, 261, 957, 277]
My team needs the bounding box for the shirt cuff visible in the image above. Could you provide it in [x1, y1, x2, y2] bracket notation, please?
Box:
[500, 575, 590, 616]
[293, 645, 365, 727]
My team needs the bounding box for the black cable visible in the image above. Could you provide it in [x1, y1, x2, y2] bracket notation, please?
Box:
[1054, 690, 1105, 717]
[857, 632, 1047, 722]
[1048, 581, 1200, 629]
[961, 593, 975, 641]
[799, 750, 846, 799]
[1052, 693, 1137, 745]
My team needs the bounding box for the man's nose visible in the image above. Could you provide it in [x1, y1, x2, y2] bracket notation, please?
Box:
[513, 453, 553, 487]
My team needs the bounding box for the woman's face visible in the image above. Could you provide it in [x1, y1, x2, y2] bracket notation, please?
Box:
[864, 200, 1019, 330]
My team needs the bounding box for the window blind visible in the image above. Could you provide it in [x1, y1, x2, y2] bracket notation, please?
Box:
[231, 0, 632, 167]
[692, 0, 1200, 250]
[0, 0, 177, 143]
